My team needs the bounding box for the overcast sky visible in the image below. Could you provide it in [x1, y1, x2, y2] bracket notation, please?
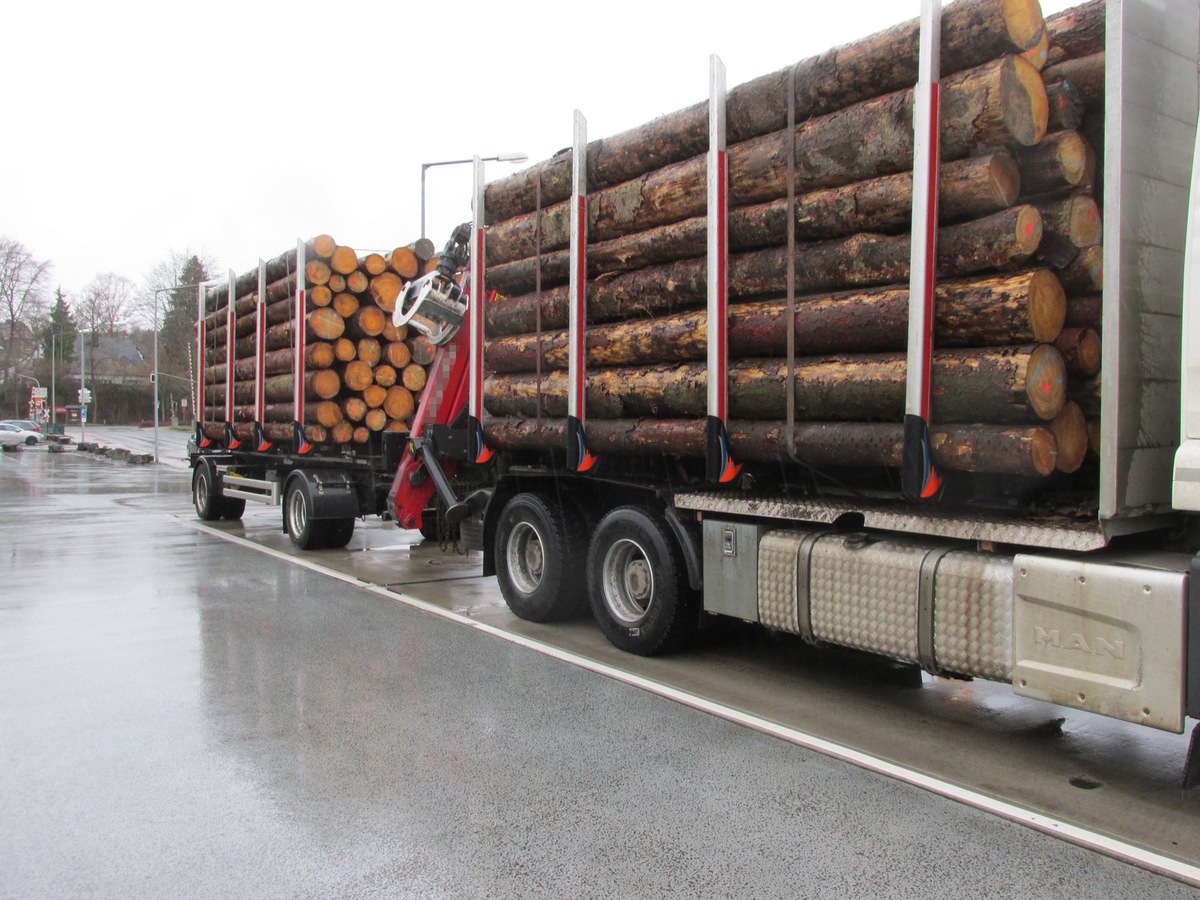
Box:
[2, 0, 1081, 300]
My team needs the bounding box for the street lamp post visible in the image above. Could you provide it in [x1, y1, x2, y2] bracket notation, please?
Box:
[420, 152, 529, 239]
[14, 374, 40, 420]
[80, 331, 88, 444]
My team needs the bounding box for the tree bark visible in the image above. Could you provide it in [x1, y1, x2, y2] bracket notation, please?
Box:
[1064, 295, 1101, 331]
[1043, 53, 1104, 111]
[1057, 244, 1103, 295]
[484, 269, 1065, 373]
[482, 417, 1057, 478]
[207, 236, 329, 311]
[483, 0, 1045, 223]
[207, 344, 332, 384]
[204, 370, 340, 406]
[485, 153, 1021, 296]
[485, 56, 1047, 267]
[1045, 0, 1105, 66]
[485, 205, 1043, 336]
[1037, 194, 1100, 250]
[1045, 80, 1085, 131]
[483, 345, 1065, 424]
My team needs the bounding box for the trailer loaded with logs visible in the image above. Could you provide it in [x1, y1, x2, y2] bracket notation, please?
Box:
[189, 232, 448, 548]
[192, 0, 1200, 776]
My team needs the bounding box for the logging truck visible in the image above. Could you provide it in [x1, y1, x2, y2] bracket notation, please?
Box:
[191, 0, 1200, 776]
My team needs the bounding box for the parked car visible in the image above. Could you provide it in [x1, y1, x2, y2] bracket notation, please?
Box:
[0, 423, 40, 447]
[1, 419, 42, 433]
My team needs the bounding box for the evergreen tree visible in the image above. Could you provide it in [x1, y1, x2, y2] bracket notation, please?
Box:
[41, 288, 78, 364]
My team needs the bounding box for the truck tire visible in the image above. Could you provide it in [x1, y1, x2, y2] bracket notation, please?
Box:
[193, 465, 223, 521]
[587, 506, 699, 656]
[494, 492, 587, 622]
[220, 498, 246, 520]
[324, 517, 355, 549]
[284, 481, 326, 550]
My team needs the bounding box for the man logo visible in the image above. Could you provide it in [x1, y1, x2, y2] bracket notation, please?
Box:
[1034, 626, 1125, 659]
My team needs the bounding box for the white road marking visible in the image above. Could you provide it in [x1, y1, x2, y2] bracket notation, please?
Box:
[183, 517, 1200, 889]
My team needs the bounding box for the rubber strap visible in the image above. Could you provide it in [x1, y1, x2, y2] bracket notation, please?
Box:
[795, 531, 823, 643]
[918, 545, 954, 673]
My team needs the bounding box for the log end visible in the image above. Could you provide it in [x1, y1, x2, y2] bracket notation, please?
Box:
[1025, 343, 1067, 421]
[331, 245, 360, 276]
[1021, 28, 1050, 72]
[1049, 131, 1091, 187]
[312, 234, 337, 259]
[1050, 400, 1088, 473]
[1014, 205, 1044, 256]
[989, 152, 1022, 208]
[312, 369, 342, 400]
[1002, 55, 1050, 146]
[1066, 195, 1102, 248]
[1031, 427, 1059, 477]
[1004, 0, 1047, 54]
[1027, 269, 1067, 343]
[310, 285, 333, 308]
[1061, 326, 1103, 376]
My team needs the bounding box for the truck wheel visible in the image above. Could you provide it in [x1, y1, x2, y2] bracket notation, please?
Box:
[284, 482, 326, 550]
[193, 466, 222, 521]
[587, 506, 698, 656]
[220, 498, 246, 520]
[494, 493, 587, 622]
[325, 517, 355, 548]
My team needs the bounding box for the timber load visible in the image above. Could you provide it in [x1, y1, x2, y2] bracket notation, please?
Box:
[478, 0, 1108, 485]
[200, 234, 439, 447]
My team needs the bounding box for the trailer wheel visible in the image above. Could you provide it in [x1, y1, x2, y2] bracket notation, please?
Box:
[494, 493, 587, 622]
[587, 506, 698, 656]
[324, 517, 355, 549]
[193, 465, 223, 521]
[284, 481, 325, 550]
[220, 498, 246, 520]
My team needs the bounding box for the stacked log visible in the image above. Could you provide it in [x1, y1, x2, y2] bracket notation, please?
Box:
[201, 235, 439, 446]
[1037, 0, 1105, 458]
[475, 0, 1110, 483]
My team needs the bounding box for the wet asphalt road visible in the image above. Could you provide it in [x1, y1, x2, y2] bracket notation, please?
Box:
[1, 436, 1199, 898]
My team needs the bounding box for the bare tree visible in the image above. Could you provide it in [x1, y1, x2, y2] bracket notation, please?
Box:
[135, 248, 219, 330]
[0, 238, 52, 408]
[76, 272, 138, 385]
[77, 272, 138, 335]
